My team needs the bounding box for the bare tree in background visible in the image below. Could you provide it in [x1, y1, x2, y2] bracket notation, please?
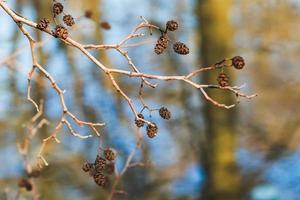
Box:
[197, 0, 242, 199]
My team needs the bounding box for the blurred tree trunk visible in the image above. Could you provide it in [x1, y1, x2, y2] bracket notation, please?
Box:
[196, 0, 242, 199]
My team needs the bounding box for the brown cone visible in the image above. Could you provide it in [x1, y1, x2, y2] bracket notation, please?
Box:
[94, 172, 109, 187]
[154, 35, 169, 55]
[232, 56, 245, 69]
[173, 42, 189, 55]
[53, 2, 64, 16]
[36, 18, 50, 30]
[166, 20, 179, 31]
[146, 123, 158, 138]
[63, 14, 75, 27]
[217, 72, 230, 87]
[53, 25, 68, 40]
[159, 107, 171, 120]
[135, 113, 145, 128]
[104, 148, 116, 161]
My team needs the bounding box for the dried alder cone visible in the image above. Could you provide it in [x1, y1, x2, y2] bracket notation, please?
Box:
[173, 42, 190, 55]
[95, 155, 107, 171]
[104, 148, 116, 161]
[52, 2, 64, 16]
[36, 18, 50, 30]
[135, 113, 145, 127]
[232, 56, 245, 69]
[53, 25, 68, 39]
[166, 20, 179, 31]
[147, 123, 158, 138]
[82, 162, 93, 172]
[217, 72, 230, 87]
[159, 107, 171, 120]
[63, 14, 75, 27]
[154, 35, 169, 55]
[94, 172, 109, 187]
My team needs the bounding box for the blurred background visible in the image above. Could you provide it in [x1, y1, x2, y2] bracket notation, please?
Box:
[1, 0, 300, 199]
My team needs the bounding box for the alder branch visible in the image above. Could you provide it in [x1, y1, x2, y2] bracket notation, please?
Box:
[0, 5, 105, 166]
[0, 1, 256, 168]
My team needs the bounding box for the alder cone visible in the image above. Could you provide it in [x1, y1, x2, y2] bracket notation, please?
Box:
[94, 172, 109, 187]
[135, 113, 145, 127]
[154, 35, 169, 55]
[36, 18, 50, 30]
[52, 2, 64, 16]
[146, 123, 158, 138]
[217, 72, 230, 87]
[173, 42, 189, 55]
[63, 14, 75, 27]
[82, 162, 94, 172]
[53, 25, 68, 40]
[166, 20, 179, 31]
[104, 148, 116, 161]
[159, 107, 171, 120]
[94, 155, 106, 172]
[232, 56, 245, 69]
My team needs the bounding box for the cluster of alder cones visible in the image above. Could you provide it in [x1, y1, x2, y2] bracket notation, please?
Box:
[82, 148, 116, 188]
[36, 1, 75, 40]
[135, 107, 171, 138]
[217, 56, 246, 87]
[154, 20, 190, 55]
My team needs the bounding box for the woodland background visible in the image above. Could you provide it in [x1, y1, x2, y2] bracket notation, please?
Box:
[1, 0, 300, 199]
